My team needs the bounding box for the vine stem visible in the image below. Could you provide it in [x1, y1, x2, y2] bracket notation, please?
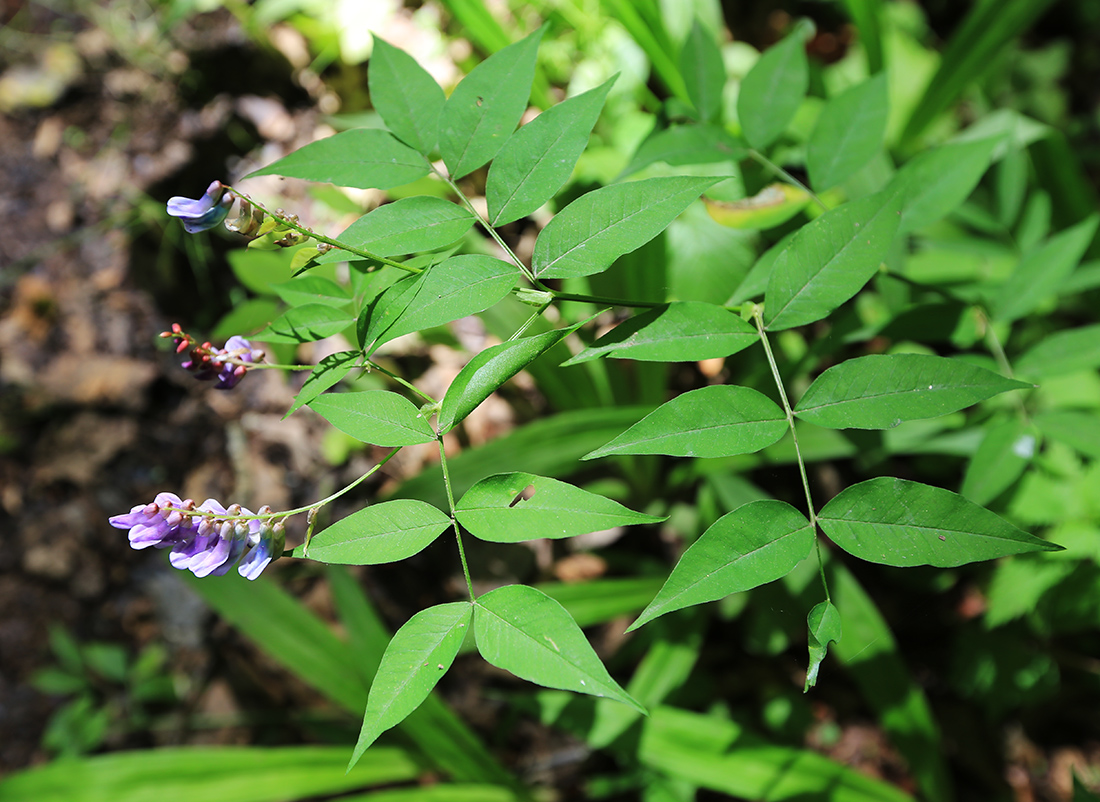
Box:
[976, 307, 1031, 422]
[214, 355, 436, 404]
[224, 185, 421, 274]
[747, 149, 828, 214]
[548, 289, 664, 308]
[438, 434, 476, 601]
[753, 307, 830, 602]
[431, 167, 538, 284]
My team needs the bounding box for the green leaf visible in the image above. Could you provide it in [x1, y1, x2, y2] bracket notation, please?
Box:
[619, 124, 747, 178]
[309, 391, 436, 446]
[455, 472, 663, 543]
[255, 304, 355, 344]
[532, 176, 721, 280]
[317, 197, 475, 261]
[1032, 411, 1100, 460]
[584, 385, 787, 459]
[889, 137, 1000, 234]
[991, 215, 1099, 323]
[438, 327, 571, 433]
[369, 36, 446, 155]
[292, 500, 451, 565]
[563, 301, 758, 365]
[439, 27, 545, 179]
[806, 73, 888, 191]
[804, 601, 841, 692]
[961, 418, 1038, 505]
[0, 746, 421, 802]
[359, 275, 421, 351]
[348, 603, 472, 770]
[247, 129, 431, 189]
[818, 477, 1062, 567]
[286, 351, 360, 417]
[794, 353, 1030, 430]
[270, 275, 352, 308]
[1016, 324, 1100, 379]
[763, 190, 903, 331]
[378, 255, 518, 346]
[901, 0, 1058, 145]
[474, 584, 645, 712]
[629, 500, 813, 630]
[487, 77, 615, 226]
[737, 26, 809, 149]
[680, 20, 725, 123]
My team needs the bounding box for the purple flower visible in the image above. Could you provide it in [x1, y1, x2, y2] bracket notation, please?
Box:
[110, 497, 283, 580]
[167, 181, 233, 233]
[178, 334, 265, 390]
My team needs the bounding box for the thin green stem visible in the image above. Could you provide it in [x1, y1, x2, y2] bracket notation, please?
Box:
[754, 307, 829, 602]
[224, 185, 421, 274]
[438, 434, 476, 601]
[545, 288, 665, 308]
[976, 307, 1031, 422]
[367, 359, 437, 404]
[431, 167, 538, 284]
[747, 149, 828, 214]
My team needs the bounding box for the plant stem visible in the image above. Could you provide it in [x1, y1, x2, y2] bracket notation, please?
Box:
[976, 307, 1031, 421]
[438, 434, 476, 601]
[546, 288, 665, 308]
[754, 308, 830, 601]
[224, 185, 421, 274]
[747, 149, 828, 214]
[431, 167, 538, 284]
[368, 359, 437, 403]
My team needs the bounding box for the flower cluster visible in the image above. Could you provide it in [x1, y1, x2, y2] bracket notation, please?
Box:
[166, 181, 234, 233]
[109, 493, 285, 580]
[164, 325, 265, 390]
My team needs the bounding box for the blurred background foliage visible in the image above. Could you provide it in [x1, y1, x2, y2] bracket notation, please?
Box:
[1, 0, 1100, 801]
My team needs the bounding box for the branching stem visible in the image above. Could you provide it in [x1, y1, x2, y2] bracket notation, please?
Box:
[754, 307, 830, 601]
[438, 434, 475, 601]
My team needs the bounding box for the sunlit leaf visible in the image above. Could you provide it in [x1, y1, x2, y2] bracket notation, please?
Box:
[794, 353, 1030, 429]
[348, 603, 472, 769]
[369, 36, 446, 155]
[532, 176, 722, 279]
[247, 129, 431, 189]
[309, 391, 436, 446]
[764, 190, 903, 331]
[704, 183, 810, 230]
[255, 304, 355, 344]
[889, 136, 1001, 234]
[629, 500, 813, 630]
[317, 197, 475, 261]
[487, 77, 616, 226]
[584, 385, 787, 459]
[474, 584, 645, 712]
[818, 477, 1062, 567]
[456, 472, 663, 542]
[292, 500, 451, 565]
[440, 27, 545, 179]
